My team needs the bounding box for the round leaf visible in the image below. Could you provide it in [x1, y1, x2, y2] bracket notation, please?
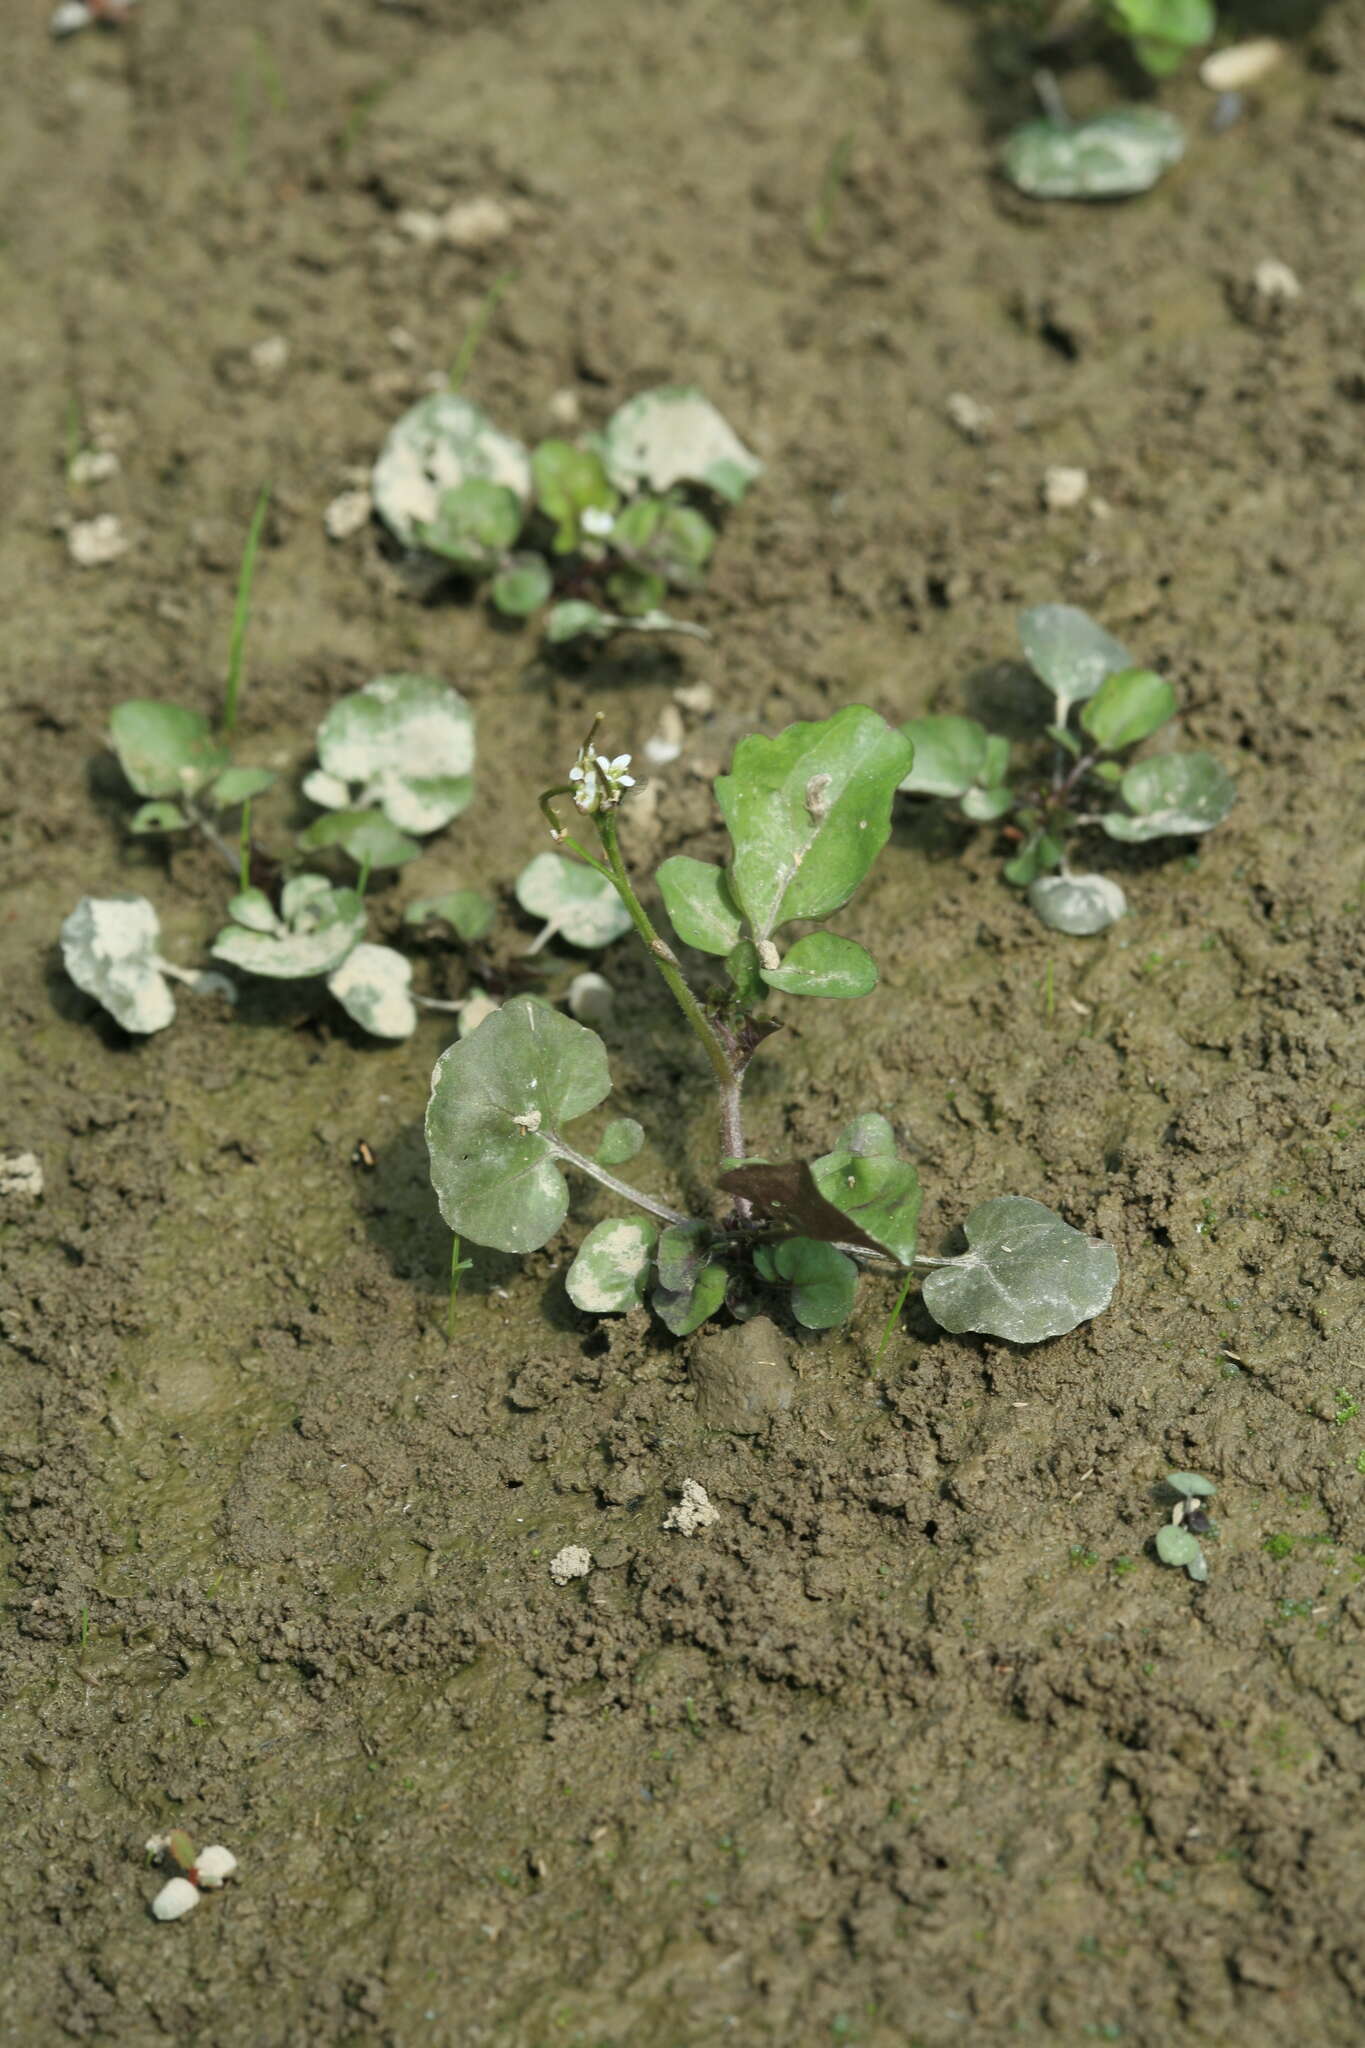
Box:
[921, 1196, 1118, 1344]
[404, 890, 495, 944]
[1080, 669, 1176, 752]
[212, 879, 365, 979]
[298, 809, 423, 870]
[653, 1258, 729, 1336]
[773, 1238, 857, 1330]
[372, 392, 531, 551]
[897, 715, 989, 798]
[1102, 753, 1236, 841]
[491, 554, 553, 617]
[425, 995, 613, 1253]
[545, 600, 615, 643]
[565, 1217, 657, 1313]
[1166, 1471, 1216, 1499]
[810, 1114, 921, 1265]
[656, 857, 744, 957]
[515, 852, 632, 950]
[1003, 109, 1185, 201]
[960, 786, 1014, 823]
[314, 674, 475, 836]
[209, 765, 278, 808]
[596, 1116, 644, 1166]
[418, 477, 522, 570]
[326, 943, 418, 1040]
[1155, 1524, 1202, 1568]
[760, 932, 877, 999]
[60, 895, 175, 1034]
[1018, 606, 1135, 708]
[1027, 872, 1127, 936]
[603, 386, 762, 501]
[109, 701, 227, 799]
[530, 440, 617, 552]
[129, 800, 190, 835]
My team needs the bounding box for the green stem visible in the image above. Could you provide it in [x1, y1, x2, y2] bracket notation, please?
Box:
[222, 484, 271, 738]
[448, 266, 518, 392]
[238, 798, 253, 893]
[551, 1138, 692, 1228]
[875, 1267, 916, 1362]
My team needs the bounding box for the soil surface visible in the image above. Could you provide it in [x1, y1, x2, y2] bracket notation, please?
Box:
[3, 2, 1364, 2043]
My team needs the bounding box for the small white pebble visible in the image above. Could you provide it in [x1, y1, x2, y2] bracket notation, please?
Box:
[69, 448, 120, 486]
[151, 1878, 200, 1922]
[387, 325, 417, 356]
[1253, 258, 1301, 302]
[946, 392, 994, 442]
[396, 208, 444, 246]
[441, 196, 514, 249]
[1199, 38, 1283, 92]
[0, 1151, 44, 1199]
[672, 681, 714, 716]
[249, 334, 290, 376]
[644, 704, 685, 766]
[547, 387, 581, 430]
[567, 973, 614, 1027]
[663, 1479, 720, 1536]
[192, 1846, 238, 1890]
[324, 488, 373, 541]
[68, 514, 129, 567]
[1042, 465, 1089, 512]
[549, 1545, 592, 1586]
[51, 2, 93, 34]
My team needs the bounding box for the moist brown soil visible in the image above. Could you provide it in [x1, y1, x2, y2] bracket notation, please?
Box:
[2, 2, 1364, 2043]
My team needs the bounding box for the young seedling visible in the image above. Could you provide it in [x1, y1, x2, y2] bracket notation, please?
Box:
[425, 709, 1119, 1344]
[210, 876, 417, 1039]
[300, 673, 476, 871]
[1003, 72, 1185, 199]
[60, 896, 232, 1034]
[371, 385, 760, 644]
[1106, 0, 1214, 76]
[1154, 1470, 1216, 1581]
[898, 603, 1235, 934]
[146, 1831, 239, 1921]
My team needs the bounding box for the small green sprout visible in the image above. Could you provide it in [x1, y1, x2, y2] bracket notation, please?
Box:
[424, 707, 1119, 1344]
[1154, 1470, 1216, 1582]
[371, 385, 759, 643]
[1105, 0, 1215, 76]
[898, 604, 1235, 935]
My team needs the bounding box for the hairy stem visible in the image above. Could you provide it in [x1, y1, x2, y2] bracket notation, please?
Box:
[551, 1138, 693, 1228]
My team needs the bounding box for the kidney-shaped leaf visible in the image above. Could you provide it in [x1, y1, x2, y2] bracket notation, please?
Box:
[1018, 606, 1134, 708]
[61, 895, 176, 1034]
[810, 1113, 921, 1265]
[110, 702, 228, 799]
[313, 674, 475, 836]
[372, 392, 531, 551]
[760, 932, 877, 999]
[717, 707, 914, 942]
[920, 1196, 1118, 1344]
[1003, 109, 1185, 200]
[1101, 753, 1236, 841]
[1028, 872, 1127, 935]
[515, 852, 632, 951]
[566, 1216, 657, 1313]
[603, 386, 762, 503]
[656, 857, 745, 957]
[326, 943, 418, 1040]
[425, 995, 612, 1253]
[897, 715, 990, 798]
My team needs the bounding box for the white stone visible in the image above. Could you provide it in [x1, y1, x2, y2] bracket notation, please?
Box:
[1199, 39, 1283, 92]
[567, 973, 614, 1027]
[1253, 258, 1301, 302]
[324, 488, 373, 541]
[51, 2, 93, 34]
[644, 704, 685, 766]
[441, 196, 514, 250]
[672, 681, 714, 716]
[397, 208, 444, 246]
[250, 334, 290, 376]
[1042, 465, 1089, 512]
[69, 448, 119, 485]
[151, 1877, 200, 1922]
[547, 388, 582, 430]
[192, 1846, 237, 1890]
[946, 392, 993, 442]
[663, 1479, 720, 1536]
[549, 1545, 592, 1586]
[0, 1152, 43, 1199]
[68, 514, 129, 567]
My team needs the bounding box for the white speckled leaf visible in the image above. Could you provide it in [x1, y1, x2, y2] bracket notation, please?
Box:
[1003, 109, 1185, 200]
[326, 944, 418, 1039]
[314, 674, 475, 835]
[372, 393, 531, 550]
[515, 852, 632, 950]
[1028, 872, 1127, 935]
[602, 386, 762, 501]
[921, 1196, 1118, 1344]
[1101, 753, 1236, 841]
[60, 895, 175, 1034]
[1018, 606, 1134, 706]
[566, 1216, 658, 1312]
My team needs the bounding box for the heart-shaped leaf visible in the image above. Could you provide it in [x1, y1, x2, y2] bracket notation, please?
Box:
[61, 895, 176, 1034]
[772, 1238, 857, 1330]
[602, 386, 762, 502]
[491, 554, 553, 617]
[311, 674, 475, 836]
[209, 765, 278, 808]
[760, 932, 877, 999]
[810, 1114, 921, 1265]
[1155, 1524, 1202, 1569]
[565, 1217, 657, 1313]
[1100, 752, 1236, 840]
[425, 995, 612, 1253]
[920, 1196, 1118, 1344]
[109, 701, 228, 799]
[372, 392, 531, 551]
[717, 707, 914, 942]
[656, 857, 744, 957]
[1003, 109, 1185, 200]
[417, 478, 523, 570]
[1018, 606, 1135, 709]
[515, 852, 632, 951]
[1027, 872, 1127, 935]
[326, 943, 418, 1039]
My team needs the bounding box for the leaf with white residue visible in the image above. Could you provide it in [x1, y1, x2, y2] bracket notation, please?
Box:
[566, 1217, 657, 1312]
[310, 674, 475, 836]
[1101, 753, 1236, 841]
[1028, 872, 1127, 935]
[109, 702, 228, 799]
[372, 392, 531, 551]
[515, 852, 632, 951]
[326, 944, 418, 1039]
[921, 1196, 1117, 1344]
[1018, 606, 1135, 709]
[60, 895, 176, 1034]
[603, 386, 762, 502]
[1003, 109, 1185, 200]
[212, 877, 365, 979]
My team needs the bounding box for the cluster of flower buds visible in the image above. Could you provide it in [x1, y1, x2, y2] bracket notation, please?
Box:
[569, 744, 635, 816]
[146, 1830, 239, 1921]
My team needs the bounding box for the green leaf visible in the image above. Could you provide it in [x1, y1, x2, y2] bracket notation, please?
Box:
[717, 706, 914, 942]
[920, 1196, 1118, 1344]
[603, 386, 762, 501]
[544, 600, 616, 643]
[653, 1257, 729, 1335]
[212, 878, 366, 979]
[372, 391, 531, 552]
[129, 800, 190, 834]
[208, 765, 277, 807]
[312, 673, 475, 837]
[1002, 109, 1186, 202]
[810, 1113, 921, 1265]
[491, 553, 553, 617]
[1037, 833, 1065, 872]
[226, 888, 280, 933]
[1018, 606, 1136, 708]
[1027, 872, 1127, 936]
[326, 943, 418, 1039]
[897, 715, 989, 798]
[565, 1217, 657, 1313]
[982, 734, 1011, 787]
[425, 995, 613, 1253]
[605, 565, 668, 617]
[515, 852, 632, 951]
[960, 786, 1014, 823]
[1101, 753, 1236, 841]
[1155, 1524, 1202, 1568]
[1003, 835, 1046, 888]
[1109, 0, 1213, 52]
[531, 440, 617, 552]
[1093, 760, 1124, 785]
[298, 808, 423, 870]
[596, 1117, 644, 1167]
[404, 889, 495, 944]
[1081, 668, 1176, 752]
[1166, 1471, 1216, 1499]
[655, 1221, 718, 1295]
[60, 895, 176, 1034]
[1044, 724, 1081, 758]
[772, 1238, 857, 1330]
[109, 701, 228, 799]
[760, 932, 877, 999]
[418, 477, 523, 570]
[656, 857, 745, 957]
[725, 940, 766, 1009]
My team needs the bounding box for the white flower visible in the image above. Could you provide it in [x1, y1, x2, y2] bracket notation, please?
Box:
[580, 505, 615, 540]
[568, 749, 635, 815]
